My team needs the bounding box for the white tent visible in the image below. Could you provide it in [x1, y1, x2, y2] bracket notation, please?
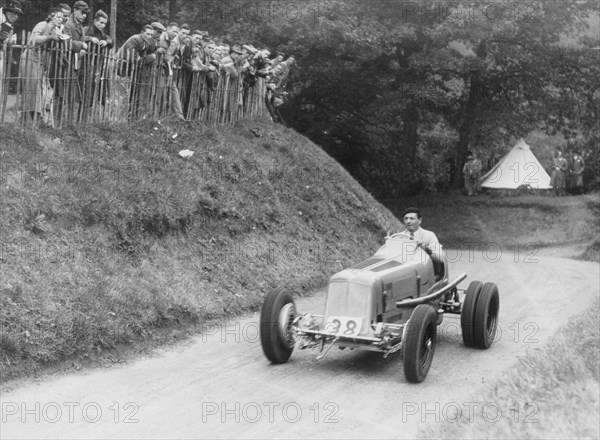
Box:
[480, 138, 552, 190]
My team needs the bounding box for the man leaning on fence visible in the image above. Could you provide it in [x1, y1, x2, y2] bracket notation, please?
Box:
[1, 1, 22, 105]
[82, 10, 113, 110]
[115, 25, 156, 120]
[155, 22, 184, 121]
[58, 1, 90, 122]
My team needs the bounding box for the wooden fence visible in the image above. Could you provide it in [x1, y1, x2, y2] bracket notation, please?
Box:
[0, 37, 268, 128]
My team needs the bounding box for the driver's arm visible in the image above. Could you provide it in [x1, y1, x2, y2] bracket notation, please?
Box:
[418, 231, 444, 262]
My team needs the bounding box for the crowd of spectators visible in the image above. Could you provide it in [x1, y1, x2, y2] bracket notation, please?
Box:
[0, 0, 296, 126]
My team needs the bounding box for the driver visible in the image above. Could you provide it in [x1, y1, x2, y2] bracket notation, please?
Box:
[392, 207, 444, 263]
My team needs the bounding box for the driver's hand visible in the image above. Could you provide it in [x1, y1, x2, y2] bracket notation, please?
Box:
[417, 243, 432, 255]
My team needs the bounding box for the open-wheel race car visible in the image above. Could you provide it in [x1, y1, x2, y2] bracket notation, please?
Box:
[260, 234, 500, 383]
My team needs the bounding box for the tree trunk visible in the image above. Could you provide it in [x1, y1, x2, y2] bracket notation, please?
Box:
[402, 102, 419, 165]
[453, 41, 487, 187]
[110, 0, 117, 49]
[169, 0, 179, 22]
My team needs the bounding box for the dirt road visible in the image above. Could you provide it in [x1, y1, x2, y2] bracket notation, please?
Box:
[1, 251, 598, 439]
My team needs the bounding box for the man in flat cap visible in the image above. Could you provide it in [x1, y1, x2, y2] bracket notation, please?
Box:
[148, 22, 166, 55]
[1, 1, 23, 100]
[64, 1, 89, 51]
[219, 45, 244, 78]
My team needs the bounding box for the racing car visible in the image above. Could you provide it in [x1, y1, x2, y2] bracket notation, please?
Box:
[259, 234, 499, 383]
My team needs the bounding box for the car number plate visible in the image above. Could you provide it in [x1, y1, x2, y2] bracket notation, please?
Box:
[324, 316, 362, 336]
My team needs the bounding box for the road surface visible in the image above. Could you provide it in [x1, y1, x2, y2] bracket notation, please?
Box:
[1, 250, 598, 439]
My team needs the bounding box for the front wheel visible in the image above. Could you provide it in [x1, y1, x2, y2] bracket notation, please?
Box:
[260, 287, 297, 363]
[403, 304, 438, 383]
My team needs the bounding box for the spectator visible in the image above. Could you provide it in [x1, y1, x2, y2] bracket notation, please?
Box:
[219, 45, 244, 79]
[271, 55, 295, 89]
[180, 29, 204, 117]
[570, 150, 585, 195]
[179, 23, 190, 37]
[155, 22, 184, 121]
[60, 0, 90, 120]
[84, 9, 112, 49]
[486, 152, 498, 172]
[148, 21, 166, 54]
[57, 3, 70, 30]
[269, 51, 284, 69]
[83, 9, 113, 107]
[240, 45, 263, 108]
[19, 7, 63, 126]
[1, 1, 23, 101]
[550, 150, 569, 197]
[62, 1, 90, 66]
[115, 24, 157, 72]
[164, 24, 189, 70]
[48, 3, 70, 119]
[196, 32, 217, 108]
[265, 55, 295, 123]
[114, 24, 156, 119]
[253, 49, 272, 78]
[445, 157, 457, 187]
[0, 1, 21, 44]
[462, 151, 482, 196]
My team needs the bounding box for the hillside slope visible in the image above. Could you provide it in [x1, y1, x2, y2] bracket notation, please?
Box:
[0, 118, 401, 381]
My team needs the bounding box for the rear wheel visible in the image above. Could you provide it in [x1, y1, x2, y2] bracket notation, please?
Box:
[461, 281, 483, 347]
[473, 282, 499, 348]
[260, 287, 297, 363]
[403, 304, 438, 383]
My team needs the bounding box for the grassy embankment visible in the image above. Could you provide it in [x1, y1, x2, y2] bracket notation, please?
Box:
[0, 118, 402, 382]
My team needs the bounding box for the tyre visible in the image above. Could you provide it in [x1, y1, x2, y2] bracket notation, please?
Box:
[260, 287, 297, 363]
[473, 282, 499, 349]
[460, 281, 483, 347]
[403, 304, 438, 383]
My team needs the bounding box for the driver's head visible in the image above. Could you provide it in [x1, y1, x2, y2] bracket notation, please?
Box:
[401, 207, 422, 232]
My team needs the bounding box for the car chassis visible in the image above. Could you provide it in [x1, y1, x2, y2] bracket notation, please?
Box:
[260, 235, 500, 383]
[293, 272, 467, 359]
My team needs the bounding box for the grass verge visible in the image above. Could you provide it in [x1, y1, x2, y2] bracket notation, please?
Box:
[419, 298, 600, 439]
